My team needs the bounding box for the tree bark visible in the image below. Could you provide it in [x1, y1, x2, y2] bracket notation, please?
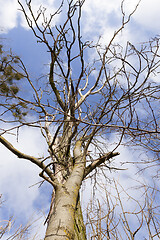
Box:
[45, 191, 87, 240]
[74, 197, 87, 240]
[45, 139, 87, 239]
[45, 186, 76, 240]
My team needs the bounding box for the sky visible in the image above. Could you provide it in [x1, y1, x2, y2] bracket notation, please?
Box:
[0, 0, 160, 239]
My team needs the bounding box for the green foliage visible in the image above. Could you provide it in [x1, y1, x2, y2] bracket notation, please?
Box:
[10, 86, 19, 94]
[0, 44, 3, 54]
[10, 103, 28, 120]
[0, 82, 9, 94]
[0, 45, 28, 120]
[0, 46, 24, 97]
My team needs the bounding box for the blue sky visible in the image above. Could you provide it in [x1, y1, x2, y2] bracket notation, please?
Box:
[0, 0, 160, 239]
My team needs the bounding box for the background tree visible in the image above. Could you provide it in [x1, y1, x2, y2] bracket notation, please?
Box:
[0, 0, 160, 239]
[0, 44, 26, 119]
[0, 194, 35, 240]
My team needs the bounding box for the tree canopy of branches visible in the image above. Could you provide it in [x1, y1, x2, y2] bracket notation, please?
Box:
[0, 0, 160, 239]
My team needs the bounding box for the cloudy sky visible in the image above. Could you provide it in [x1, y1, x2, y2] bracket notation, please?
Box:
[0, 0, 160, 239]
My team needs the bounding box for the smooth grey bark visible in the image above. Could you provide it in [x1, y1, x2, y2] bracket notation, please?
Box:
[45, 186, 76, 239]
[45, 190, 87, 240]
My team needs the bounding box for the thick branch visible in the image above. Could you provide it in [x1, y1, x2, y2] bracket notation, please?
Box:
[83, 152, 120, 179]
[0, 135, 39, 162]
[49, 59, 66, 111]
[0, 135, 57, 185]
[66, 140, 86, 191]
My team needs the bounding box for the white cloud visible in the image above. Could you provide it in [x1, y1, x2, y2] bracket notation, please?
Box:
[81, 137, 159, 238]
[81, 133, 158, 207]
[81, 0, 160, 48]
[1, 0, 160, 37]
[0, 0, 59, 33]
[19, 0, 59, 30]
[0, 126, 48, 239]
[0, 0, 19, 33]
[133, 0, 160, 33]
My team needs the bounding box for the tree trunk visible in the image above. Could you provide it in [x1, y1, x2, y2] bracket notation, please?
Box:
[45, 189, 87, 240]
[45, 138, 86, 239]
[74, 197, 87, 240]
[45, 186, 75, 240]
[44, 185, 87, 240]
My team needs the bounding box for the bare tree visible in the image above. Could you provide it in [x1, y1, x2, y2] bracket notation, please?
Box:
[0, 0, 160, 239]
[85, 180, 160, 240]
[0, 194, 35, 240]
